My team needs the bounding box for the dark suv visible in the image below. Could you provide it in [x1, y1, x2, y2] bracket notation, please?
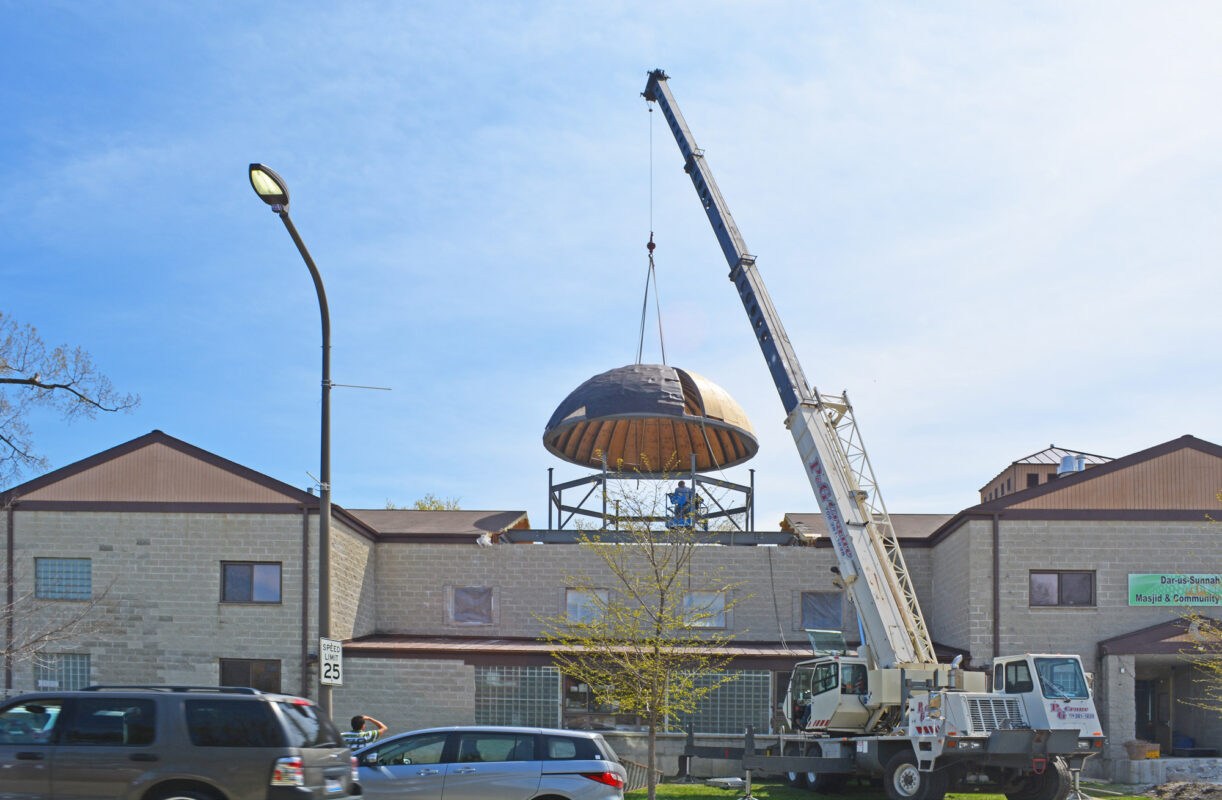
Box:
[0, 685, 359, 800]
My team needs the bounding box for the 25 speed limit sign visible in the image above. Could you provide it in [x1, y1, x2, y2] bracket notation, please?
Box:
[320, 637, 343, 686]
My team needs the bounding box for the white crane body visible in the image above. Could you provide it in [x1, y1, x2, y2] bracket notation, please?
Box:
[644, 69, 1104, 800]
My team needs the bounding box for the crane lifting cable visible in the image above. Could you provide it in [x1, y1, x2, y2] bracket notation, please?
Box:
[634, 233, 667, 365]
[635, 104, 668, 365]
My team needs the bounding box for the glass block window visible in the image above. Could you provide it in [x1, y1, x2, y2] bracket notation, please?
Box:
[451, 587, 494, 625]
[221, 562, 281, 603]
[678, 670, 773, 734]
[35, 558, 92, 600]
[35, 653, 91, 690]
[475, 666, 560, 727]
[800, 591, 843, 630]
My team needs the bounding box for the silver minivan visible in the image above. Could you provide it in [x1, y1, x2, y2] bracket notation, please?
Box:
[354, 726, 626, 800]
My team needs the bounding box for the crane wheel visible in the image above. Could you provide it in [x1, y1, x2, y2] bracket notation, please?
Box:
[883, 751, 947, 800]
[806, 742, 846, 793]
[1005, 759, 1070, 800]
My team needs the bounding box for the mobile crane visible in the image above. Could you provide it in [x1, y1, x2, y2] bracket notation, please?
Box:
[643, 69, 1104, 800]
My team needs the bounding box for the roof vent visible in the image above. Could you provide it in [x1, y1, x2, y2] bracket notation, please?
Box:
[1057, 454, 1084, 476]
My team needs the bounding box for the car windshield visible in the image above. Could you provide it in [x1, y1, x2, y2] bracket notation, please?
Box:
[274, 700, 344, 748]
[1034, 657, 1090, 699]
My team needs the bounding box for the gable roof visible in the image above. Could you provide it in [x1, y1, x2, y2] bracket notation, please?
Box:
[0, 430, 378, 536]
[932, 434, 1222, 541]
[0, 430, 315, 506]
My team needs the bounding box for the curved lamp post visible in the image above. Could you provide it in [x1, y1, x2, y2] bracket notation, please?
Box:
[249, 163, 333, 715]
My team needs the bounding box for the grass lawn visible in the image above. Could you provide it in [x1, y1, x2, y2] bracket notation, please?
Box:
[627, 779, 1151, 800]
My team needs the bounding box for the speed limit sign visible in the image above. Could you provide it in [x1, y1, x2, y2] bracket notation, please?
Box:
[320, 637, 343, 686]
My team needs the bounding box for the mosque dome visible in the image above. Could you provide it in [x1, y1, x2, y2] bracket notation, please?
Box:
[543, 364, 757, 473]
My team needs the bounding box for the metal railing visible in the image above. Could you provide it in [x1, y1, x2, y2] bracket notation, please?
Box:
[620, 758, 664, 793]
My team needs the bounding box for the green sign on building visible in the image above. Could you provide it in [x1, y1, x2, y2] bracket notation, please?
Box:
[1129, 574, 1222, 606]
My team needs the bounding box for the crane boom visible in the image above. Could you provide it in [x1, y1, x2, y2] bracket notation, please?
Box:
[644, 69, 936, 668]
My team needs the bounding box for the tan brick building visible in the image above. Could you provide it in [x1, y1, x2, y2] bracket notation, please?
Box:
[3, 430, 1221, 781]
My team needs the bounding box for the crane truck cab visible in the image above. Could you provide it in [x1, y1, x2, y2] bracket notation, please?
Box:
[991, 654, 1104, 745]
[786, 655, 872, 733]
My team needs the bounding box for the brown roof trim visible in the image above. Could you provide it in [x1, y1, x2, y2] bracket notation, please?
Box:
[376, 534, 495, 545]
[1097, 616, 1219, 657]
[346, 648, 811, 670]
[340, 634, 972, 669]
[811, 536, 932, 549]
[330, 508, 379, 541]
[11, 501, 311, 514]
[8, 500, 379, 541]
[927, 508, 1217, 546]
[998, 509, 1215, 522]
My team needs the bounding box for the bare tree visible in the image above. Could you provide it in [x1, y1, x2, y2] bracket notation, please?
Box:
[539, 478, 744, 800]
[0, 312, 139, 486]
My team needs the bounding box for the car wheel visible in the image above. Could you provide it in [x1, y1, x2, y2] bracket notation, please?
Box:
[883, 751, 947, 800]
[788, 771, 809, 788]
[150, 787, 220, 800]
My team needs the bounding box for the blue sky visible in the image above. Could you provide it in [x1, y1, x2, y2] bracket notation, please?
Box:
[4, 1, 1221, 528]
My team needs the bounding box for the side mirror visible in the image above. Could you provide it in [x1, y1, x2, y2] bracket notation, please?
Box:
[362, 752, 379, 766]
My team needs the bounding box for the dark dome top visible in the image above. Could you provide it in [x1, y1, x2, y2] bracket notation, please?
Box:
[543, 364, 758, 473]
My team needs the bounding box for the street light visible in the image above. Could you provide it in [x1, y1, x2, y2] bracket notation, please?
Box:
[249, 163, 333, 716]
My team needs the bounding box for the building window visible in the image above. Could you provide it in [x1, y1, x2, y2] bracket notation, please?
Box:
[682, 670, 773, 734]
[684, 591, 727, 628]
[451, 586, 494, 625]
[35, 558, 91, 600]
[475, 666, 561, 727]
[1030, 571, 1095, 607]
[1027, 473, 1039, 488]
[35, 653, 90, 690]
[565, 588, 608, 623]
[799, 591, 843, 630]
[220, 658, 282, 692]
[221, 562, 281, 603]
[473, 665, 770, 736]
